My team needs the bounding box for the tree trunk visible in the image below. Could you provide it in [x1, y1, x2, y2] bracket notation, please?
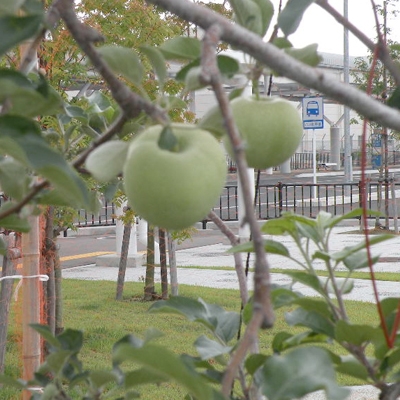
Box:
[44, 207, 56, 336]
[51, 240, 63, 336]
[0, 234, 19, 374]
[167, 232, 178, 296]
[116, 220, 132, 300]
[144, 225, 155, 300]
[159, 228, 168, 300]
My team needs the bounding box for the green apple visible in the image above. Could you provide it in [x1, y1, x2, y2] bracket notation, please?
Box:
[223, 96, 303, 169]
[123, 124, 227, 230]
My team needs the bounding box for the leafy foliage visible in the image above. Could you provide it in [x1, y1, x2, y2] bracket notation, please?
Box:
[2, 0, 400, 399]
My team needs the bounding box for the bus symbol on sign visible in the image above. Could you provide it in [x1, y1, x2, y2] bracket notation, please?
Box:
[302, 97, 324, 130]
[306, 101, 320, 116]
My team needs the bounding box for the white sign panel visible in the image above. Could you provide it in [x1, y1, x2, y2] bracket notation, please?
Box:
[302, 97, 324, 129]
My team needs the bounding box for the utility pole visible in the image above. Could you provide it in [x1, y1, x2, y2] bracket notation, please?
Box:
[383, 0, 390, 229]
[343, 0, 353, 184]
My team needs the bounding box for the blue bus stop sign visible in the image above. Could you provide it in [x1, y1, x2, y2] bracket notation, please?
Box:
[302, 97, 324, 130]
[372, 154, 382, 169]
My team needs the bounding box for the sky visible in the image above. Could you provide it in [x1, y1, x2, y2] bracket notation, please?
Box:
[271, 0, 400, 57]
[207, 0, 399, 57]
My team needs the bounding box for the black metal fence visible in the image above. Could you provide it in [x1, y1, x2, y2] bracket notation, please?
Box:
[75, 201, 117, 227]
[2, 181, 398, 229]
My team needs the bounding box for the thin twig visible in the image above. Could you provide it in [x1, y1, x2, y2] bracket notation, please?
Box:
[201, 24, 274, 397]
[207, 211, 248, 305]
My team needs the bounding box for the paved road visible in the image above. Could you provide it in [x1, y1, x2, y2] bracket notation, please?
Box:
[58, 228, 233, 269]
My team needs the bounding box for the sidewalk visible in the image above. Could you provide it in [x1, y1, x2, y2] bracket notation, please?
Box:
[62, 224, 400, 303]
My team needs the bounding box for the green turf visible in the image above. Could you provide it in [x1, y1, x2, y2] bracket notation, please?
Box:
[1, 279, 384, 399]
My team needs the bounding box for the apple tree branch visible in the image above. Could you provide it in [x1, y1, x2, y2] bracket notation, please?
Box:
[147, 0, 400, 132]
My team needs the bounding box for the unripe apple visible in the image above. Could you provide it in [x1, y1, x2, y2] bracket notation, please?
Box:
[223, 96, 303, 169]
[123, 124, 227, 230]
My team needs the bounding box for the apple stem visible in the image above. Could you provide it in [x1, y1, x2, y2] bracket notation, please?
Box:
[157, 125, 179, 152]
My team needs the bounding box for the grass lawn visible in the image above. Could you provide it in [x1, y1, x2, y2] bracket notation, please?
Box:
[2, 279, 383, 399]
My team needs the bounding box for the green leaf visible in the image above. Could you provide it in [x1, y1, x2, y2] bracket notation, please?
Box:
[216, 55, 240, 78]
[0, 69, 63, 117]
[86, 141, 128, 182]
[194, 335, 232, 360]
[256, 347, 349, 400]
[273, 330, 328, 353]
[64, 105, 88, 124]
[272, 331, 293, 353]
[327, 208, 381, 228]
[159, 37, 201, 61]
[387, 86, 400, 110]
[284, 270, 324, 295]
[252, 0, 274, 36]
[277, 0, 315, 37]
[158, 125, 178, 151]
[176, 55, 239, 84]
[198, 299, 240, 343]
[285, 308, 335, 337]
[161, 95, 188, 110]
[0, 236, 6, 255]
[45, 350, 74, 375]
[37, 188, 84, 207]
[335, 321, 382, 346]
[294, 298, 332, 318]
[271, 287, 301, 309]
[0, 14, 43, 56]
[125, 368, 167, 388]
[113, 343, 212, 400]
[331, 234, 393, 263]
[343, 250, 380, 271]
[285, 44, 322, 67]
[30, 324, 61, 349]
[381, 297, 400, 317]
[229, 0, 263, 36]
[0, 0, 25, 15]
[0, 115, 90, 208]
[0, 374, 26, 389]
[245, 353, 268, 375]
[326, 278, 354, 295]
[86, 91, 114, 114]
[97, 45, 143, 85]
[229, 239, 290, 257]
[149, 297, 240, 343]
[184, 66, 205, 91]
[261, 216, 297, 235]
[0, 157, 29, 201]
[0, 210, 30, 232]
[272, 37, 292, 49]
[22, 0, 43, 15]
[335, 355, 369, 380]
[198, 88, 243, 138]
[41, 383, 62, 399]
[89, 370, 118, 388]
[312, 250, 330, 262]
[57, 329, 84, 352]
[140, 44, 167, 86]
[296, 221, 320, 243]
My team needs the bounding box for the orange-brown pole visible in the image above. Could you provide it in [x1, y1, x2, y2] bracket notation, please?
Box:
[19, 39, 42, 399]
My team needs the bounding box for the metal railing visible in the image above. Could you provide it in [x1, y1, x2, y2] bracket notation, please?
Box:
[2, 181, 398, 229]
[75, 201, 116, 227]
[210, 181, 400, 222]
